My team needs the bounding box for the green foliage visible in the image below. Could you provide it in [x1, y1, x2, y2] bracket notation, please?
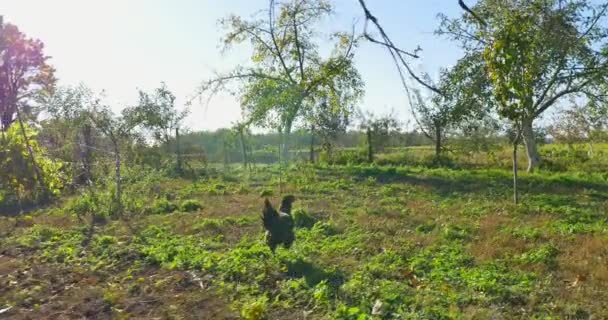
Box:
[517, 244, 559, 265]
[0, 124, 64, 207]
[180, 199, 202, 212]
[292, 208, 317, 229]
[241, 296, 268, 320]
[209, 0, 363, 160]
[64, 193, 99, 217]
[150, 198, 177, 214]
[4, 157, 608, 318]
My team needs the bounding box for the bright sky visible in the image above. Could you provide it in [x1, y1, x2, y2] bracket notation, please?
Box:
[1, 0, 466, 131]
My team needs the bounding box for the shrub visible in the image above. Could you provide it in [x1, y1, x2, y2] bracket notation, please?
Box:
[241, 296, 268, 320]
[151, 198, 177, 214]
[292, 208, 317, 229]
[517, 244, 559, 265]
[65, 193, 98, 216]
[259, 189, 273, 197]
[180, 199, 202, 212]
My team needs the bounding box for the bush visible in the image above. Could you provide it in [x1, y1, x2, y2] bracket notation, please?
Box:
[65, 193, 98, 217]
[292, 208, 317, 229]
[241, 296, 268, 320]
[151, 198, 177, 214]
[180, 199, 202, 212]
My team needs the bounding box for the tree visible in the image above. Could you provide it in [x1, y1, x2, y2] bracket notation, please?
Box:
[549, 98, 608, 155]
[88, 104, 135, 217]
[307, 98, 351, 159]
[200, 0, 363, 163]
[0, 18, 55, 132]
[42, 85, 99, 185]
[358, 110, 400, 162]
[439, 0, 608, 172]
[0, 123, 63, 208]
[410, 53, 493, 157]
[124, 83, 188, 149]
[123, 83, 188, 173]
[232, 121, 253, 170]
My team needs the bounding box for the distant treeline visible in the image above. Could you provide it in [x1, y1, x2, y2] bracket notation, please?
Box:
[178, 129, 434, 163]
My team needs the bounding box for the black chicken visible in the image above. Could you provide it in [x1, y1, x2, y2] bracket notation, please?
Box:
[262, 195, 296, 253]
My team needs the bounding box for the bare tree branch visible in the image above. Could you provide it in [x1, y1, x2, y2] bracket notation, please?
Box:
[458, 0, 487, 26]
[357, 0, 444, 96]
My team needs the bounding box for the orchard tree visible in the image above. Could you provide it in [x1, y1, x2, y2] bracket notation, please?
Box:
[549, 98, 608, 155]
[439, 0, 608, 172]
[88, 104, 136, 217]
[232, 120, 253, 170]
[411, 53, 493, 157]
[124, 83, 188, 149]
[200, 0, 363, 163]
[0, 17, 55, 131]
[358, 110, 400, 162]
[0, 18, 56, 202]
[307, 98, 351, 160]
[42, 85, 99, 184]
[0, 123, 63, 208]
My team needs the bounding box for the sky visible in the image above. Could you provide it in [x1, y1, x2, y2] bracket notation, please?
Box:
[1, 0, 466, 131]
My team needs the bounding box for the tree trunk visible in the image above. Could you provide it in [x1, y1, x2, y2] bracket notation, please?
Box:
[366, 127, 373, 163]
[512, 140, 519, 205]
[112, 140, 123, 217]
[434, 125, 442, 157]
[175, 127, 182, 174]
[16, 106, 48, 199]
[239, 128, 248, 170]
[80, 124, 93, 185]
[521, 118, 541, 172]
[309, 125, 315, 163]
[281, 126, 291, 165]
[222, 139, 228, 168]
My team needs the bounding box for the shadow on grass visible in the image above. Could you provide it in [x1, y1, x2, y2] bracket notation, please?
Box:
[315, 165, 608, 199]
[284, 256, 345, 287]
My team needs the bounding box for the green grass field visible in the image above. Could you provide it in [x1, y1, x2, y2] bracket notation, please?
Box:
[1, 160, 607, 319]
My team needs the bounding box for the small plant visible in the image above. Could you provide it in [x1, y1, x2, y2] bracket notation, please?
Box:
[208, 183, 228, 195]
[260, 189, 273, 197]
[517, 244, 559, 265]
[241, 296, 269, 320]
[180, 199, 202, 212]
[334, 304, 368, 320]
[292, 208, 317, 229]
[151, 198, 177, 214]
[416, 222, 436, 233]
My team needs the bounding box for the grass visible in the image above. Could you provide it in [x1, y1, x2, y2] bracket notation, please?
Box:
[1, 160, 607, 319]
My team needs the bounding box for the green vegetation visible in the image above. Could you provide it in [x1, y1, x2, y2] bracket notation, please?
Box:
[2, 0, 608, 319]
[2, 161, 607, 318]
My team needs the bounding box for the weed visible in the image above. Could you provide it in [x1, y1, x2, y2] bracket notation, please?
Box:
[292, 208, 316, 229]
[150, 198, 177, 214]
[180, 199, 202, 212]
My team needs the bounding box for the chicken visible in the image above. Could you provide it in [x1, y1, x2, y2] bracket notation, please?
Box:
[262, 195, 296, 253]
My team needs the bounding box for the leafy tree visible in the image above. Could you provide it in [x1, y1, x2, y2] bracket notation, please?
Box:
[201, 0, 363, 163]
[307, 98, 351, 160]
[42, 85, 99, 184]
[0, 18, 55, 131]
[88, 104, 136, 217]
[358, 110, 400, 162]
[411, 53, 493, 157]
[124, 83, 188, 149]
[0, 123, 63, 208]
[232, 120, 253, 170]
[549, 98, 608, 155]
[439, 0, 608, 172]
